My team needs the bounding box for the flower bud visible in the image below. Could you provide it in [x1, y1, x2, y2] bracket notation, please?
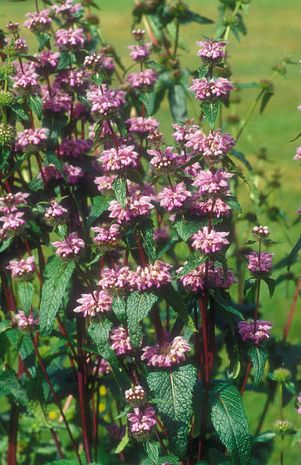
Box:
[125, 385, 146, 406]
[272, 367, 291, 383]
[252, 225, 269, 238]
[273, 419, 294, 436]
[0, 90, 14, 107]
[0, 123, 16, 147]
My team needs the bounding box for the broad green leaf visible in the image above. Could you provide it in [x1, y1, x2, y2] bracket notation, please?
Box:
[0, 237, 13, 253]
[28, 95, 43, 119]
[145, 441, 159, 464]
[262, 276, 276, 297]
[175, 218, 203, 241]
[252, 430, 275, 444]
[201, 101, 221, 128]
[19, 333, 36, 376]
[112, 295, 127, 322]
[178, 10, 213, 25]
[249, 346, 268, 387]
[40, 257, 75, 336]
[177, 254, 205, 278]
[139, 219, 157, 263]
[127, 291, 158, 347]
[17, 281, 34, 314]
[147, 364, 197, 457]
[88, 195, 110, 226]
[139, 92, 156, 116]
[113, 176, 127, 208]
[0, 147, 10, 172]
[0, 368, 28, 406]
[210, 383, 251, 465]
[168, 84, 187, 122]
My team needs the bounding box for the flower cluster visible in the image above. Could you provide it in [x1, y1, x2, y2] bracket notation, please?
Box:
[238, 320, 272, 345]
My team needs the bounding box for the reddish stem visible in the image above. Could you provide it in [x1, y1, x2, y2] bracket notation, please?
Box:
[240, 361, 252, 395]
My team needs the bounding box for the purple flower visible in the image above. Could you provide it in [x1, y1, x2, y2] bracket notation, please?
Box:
[178, 262, 235, 292]
[52, 232, 85, 259]
[24, 9, 52, 32]
[14, 311, 38, 331]
[55, 69, 89, 92]
[44, 201, 68, 225]
[297, 394, 301, 416]
[197, 40, 226, 62]
[99, 145, 139, 172]
[0, 211, 26, 237]
[190, 77, 234, 102]
[55, 28, 85, 50]
[141, 336, 190, 368]
[35, 51, 60, 74]
[125, 385, 146, 405]
[63, 163, 84, 184]
[110, 326, 132, 355]
[192, 169, 232, 195]
[238, 320, 272, 345]
[42, 86, 72, 113]
[0, 192, 29, 214]
[16, 128, 48, 152]
[127, 406, 157, 439]
[6, 256, 35, 279]
[252, 225, 269, 238]
[158, 182, 191, 212]
[293, 147, 301, 161]
[98, 267, 133, 291]
[73, 290, 112, 317]
[98, 358, 112, 375]
[12, 62, 40, 95]
[87, 85, 126, 118]
[191, 227, 229, 254]
[94, 175, 116, 193]
[127, 69, 157, 90]
[92, 224, 121, 246]
[172, 121, 199, 143]
[247, 252, 273, 274]
[189, 196, 231, 218]
[57, 139, 93, 158]
[39, 164, 62, 183]
[128, 43, 151, 62]
[14, 37, 28, 54]
[53, 0, 82, 17]
[186, 129, 235, 164]
[148, 146, 184, 172]
[127, 117, 159, 135]
[108, 194, 154, 223]
[131, 261, 172, 291]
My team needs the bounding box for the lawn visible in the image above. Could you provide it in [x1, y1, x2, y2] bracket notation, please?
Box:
[1, 1, 301, 464]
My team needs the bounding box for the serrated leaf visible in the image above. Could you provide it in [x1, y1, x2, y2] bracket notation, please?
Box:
[147, 365, 197, 458]
[127, 291, 158, 347]
[0, 147, 10, 172]
[249, 346, 268, 387]
[139, 219, 156, 263]
[17, 281, 34, 314]
[11, 104, 30, 122]
[168, 84, 187, 122]
[145, 441, 159, 464]
[113, 176, 127, 208]
[202, 101, 221, 128]
[40, 257, 75, 336]
[88, 195, 109, 226]
[28, 95, 43, 119]
[139, 92, 156, 116]
[177, 254, 205, 278]
[115, 427, 129, 454]
[210, 383, 251, 465]
[175, 218, 203, 241]
[0, 368, 28, 406]
[212, 290, 243, 319]
[112, 295, 127, 322]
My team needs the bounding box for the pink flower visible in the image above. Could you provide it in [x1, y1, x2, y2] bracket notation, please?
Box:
[108, 194, 154, 223]
[293, 147, 301, 161]
[192, 169, 232, 195]
[0, 212, 26, 237]
[158, 182, 191, 212]
[73, 290, 112, 317]
[0, 192, 29, 214]
[127, 406, 157, 438]
[16, 128, 48, 152]
[141, 336, 190, 368]
[189, 197, 231, 218]
[14, 37, 28, 54]
[55, 28, 85, 50]
[55, 69, 90, 92]
[87, 85, 126, 118]
[238, 320, 272, 345]
[190, 78, 234, 102]
[12, 62, 40, 95]
[98, 266, 134, 291]
[172, 121, 199, 143]
[6, 256, 35, 279]
[191, 227, 229, 254]
[63, 163, 84, 184]
[98, 358, 112, 375]
[132, 29, 145, 41]
[24, 9, 51, 32]
[45, 201, 68, 225]
[253, 225, 269, 238]
[186, 129, 235, 164]
[197, 40, 226, 62]
[125, 385, 146, 405]
[131, 261, 172, 291]
[94, 175, 116, 193]
[39, 164, 62, 183]
[35, 51, 60, 73]
[99, 145, 139, 172]
[110, 326, 132, 355]
[178, 262, 235, 292]
[247, 252, 273, 274]
[52, 232, 85, 259]
[92, 224, 121, 246]
[127, 117, 159, 135]
[53, 0, 82, 17]
[57, 139, 93, 158]
[127, 69, 157, 90]
[128, 43, 151, 62]
[14, 311, 38, 331]
[148, 146, 184, 172]
[42, 85, 72, 113]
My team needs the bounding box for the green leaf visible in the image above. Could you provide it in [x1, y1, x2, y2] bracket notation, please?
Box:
[112, 295, 127, 322]
[175, 218, 203, 241]
[177, 254, 205, 278]
[201, 101, 221, 128]
[249, 346, 268, 387]
[127, 291, 158, 347]
[178, 10, 213, 25]
[57, 52, 76, 71]
[139, 92, 156, 116]
[158, 284, 196, 333]
[168, 84, 187, 123]
[260, 90, 274, 113]
[39, 257, 75, 336]
[252, 430, 275, 444]
[0, 237, 13, 253]
[28, 95, 43, 119]
[210, 383, 251, 465]
[212, 290, 243, 319]
[11, 104, 30, 122]
[147, 365, 197, 458]
[284, 381, 296, 395]
[145, 441, 159, 464]
[113, 176, 127, 208]
[88, 195, 110, 226]
[0, 368, 28, 406]
[230, 150, 252, 171]
[115, 427, 129, 454]
[17, 281, 34, 315]
[262, 276, 276, 297]
[0, 147, 11, 172]
[139, 219, 157, 263]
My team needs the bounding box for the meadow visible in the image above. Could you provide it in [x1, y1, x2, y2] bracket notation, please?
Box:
[1, 1, 301, 464]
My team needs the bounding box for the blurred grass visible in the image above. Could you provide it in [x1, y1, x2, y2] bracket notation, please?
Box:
[1, 1, 301, 464]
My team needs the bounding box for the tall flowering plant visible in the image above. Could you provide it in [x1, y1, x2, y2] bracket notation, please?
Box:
[1, 1, 299, 465]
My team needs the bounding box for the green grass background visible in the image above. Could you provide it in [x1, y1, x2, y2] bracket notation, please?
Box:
[1, 0, 301, 464]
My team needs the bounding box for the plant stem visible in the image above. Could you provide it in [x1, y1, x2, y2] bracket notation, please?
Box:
[282, 275, 301, 342]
